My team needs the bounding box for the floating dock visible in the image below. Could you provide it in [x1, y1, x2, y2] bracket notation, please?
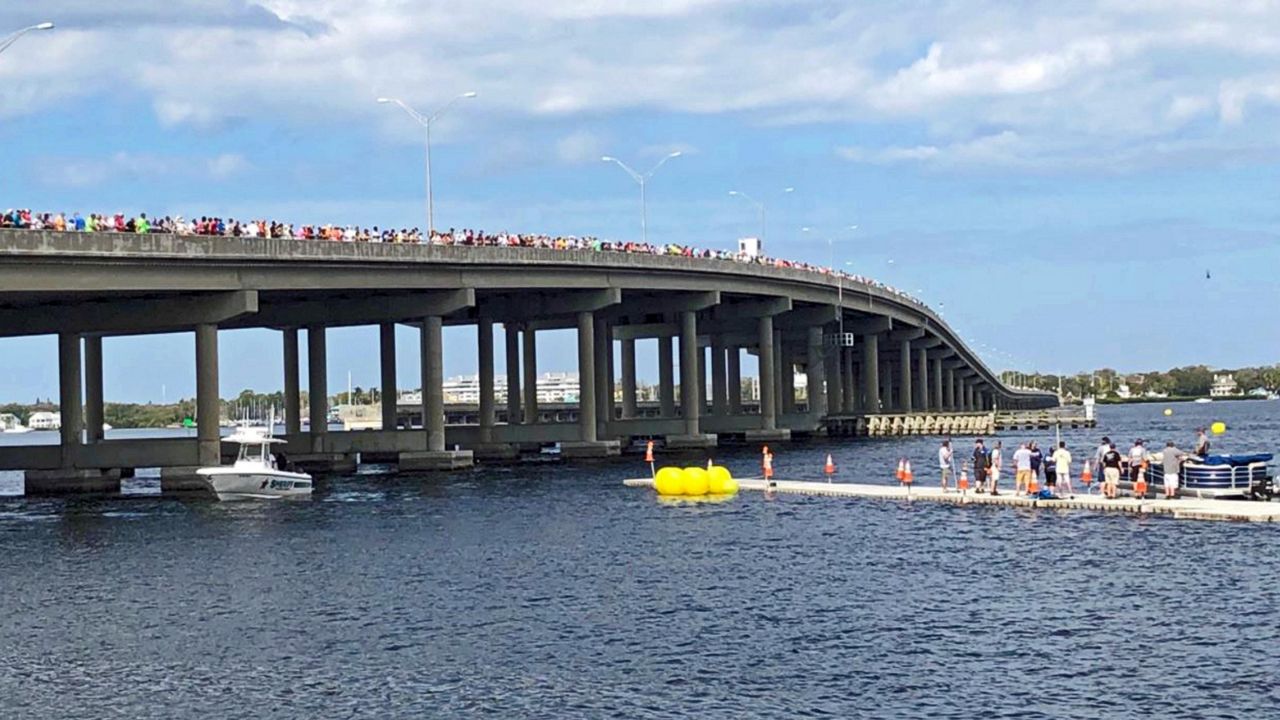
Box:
[623, 478, 1280, 523]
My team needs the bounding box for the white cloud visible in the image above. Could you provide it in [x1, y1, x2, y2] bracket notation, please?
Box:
[4, 1, 1280, 172]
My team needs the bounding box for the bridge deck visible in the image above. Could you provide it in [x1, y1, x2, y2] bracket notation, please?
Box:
[622, 478, 1280, 523]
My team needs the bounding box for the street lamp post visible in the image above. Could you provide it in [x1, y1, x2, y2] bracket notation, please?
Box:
[377, 91, 477, 236]
[600, 152, 682, 245]
[0, 22, 54, 56]
[728, 190, 767, 244]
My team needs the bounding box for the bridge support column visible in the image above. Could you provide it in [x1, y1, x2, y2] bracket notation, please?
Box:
[620, 338, 637, 419]
[826, 344, 842, 417]
[667, 310, 716, 449]
[195, 323, 220, 468]
[806, 327, 826, 420]
[505, 323, 521, 424]
[745, 314, 788, 442]
[477, 317, 495, 444]
[710, 337, 727, 417]
[778, 340, 788, 415]
[772, 328, 784, 415]
[931, 358, 943, 413]
[899, 339, 913, 413]
[522, 326, 538, 424]
[306, 326, 330, 456]
[726, 345, 742, 415]
[58, 333, 83, 466]
[561, 311, 620, 457]
[84, 335, 104, 445]
[283, 329, 301, 435]
[593, 315, 609, 438]
[945, 369, 956, 411]
[964, 381, 975, 412]
[379, 323, 397, 432]
[916, 348, 929, 411]
[844, 349, 858, 413]
[860, 333, 880, 413]
[658, 335, 676, 418]
[401, 316, 474, 470]
[881, 359, 894, 412]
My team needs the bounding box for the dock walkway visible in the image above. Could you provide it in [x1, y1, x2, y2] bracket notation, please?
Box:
[622, 478, 1280, 523]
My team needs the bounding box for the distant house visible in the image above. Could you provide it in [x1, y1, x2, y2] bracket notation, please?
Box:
[1210, 374, 1238, 398]
[28, 411, 60, 430]
[1116, 383, 1132, 399]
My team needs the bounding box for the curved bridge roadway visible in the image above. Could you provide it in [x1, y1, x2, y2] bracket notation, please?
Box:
[0, 230, 1056, 488]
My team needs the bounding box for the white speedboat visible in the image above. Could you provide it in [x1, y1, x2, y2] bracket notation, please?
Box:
[197, 426, 312, 500]
[1194, 398, 1213, 404]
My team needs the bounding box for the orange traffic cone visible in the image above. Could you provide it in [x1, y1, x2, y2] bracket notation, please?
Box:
[1081, 462, 1093, 490]
[763, 452, 774, 481]
[1134, 463, 1148, 498]
[824, 454, 836, 482]
[644, 440, 654, 463]
[959, 469, 970, 493]
[1028, 476, 1039, 494]
[902, 460, 914, 485]
[896, 458, 906, 482]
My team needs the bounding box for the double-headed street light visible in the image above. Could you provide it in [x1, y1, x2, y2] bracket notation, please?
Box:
[728, 187, 794, 247]
[377, 91, 477, 235]
[601, 151, 682, 245]
[0, 22, 54, 56]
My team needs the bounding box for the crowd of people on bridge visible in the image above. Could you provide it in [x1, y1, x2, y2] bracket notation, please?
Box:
[1, 206, 924, 306]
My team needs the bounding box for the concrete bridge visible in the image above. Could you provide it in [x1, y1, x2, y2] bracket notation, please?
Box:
[0, 229, 1056, 492]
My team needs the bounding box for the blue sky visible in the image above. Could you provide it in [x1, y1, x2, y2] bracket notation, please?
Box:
[1, 1, 1279, 402]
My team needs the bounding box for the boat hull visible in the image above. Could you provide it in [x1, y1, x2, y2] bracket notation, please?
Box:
[197, 468, 313, 500]
[1120, 460, 1273, 499]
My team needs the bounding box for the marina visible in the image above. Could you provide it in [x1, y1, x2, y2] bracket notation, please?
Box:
[622, 476, 1280, 522]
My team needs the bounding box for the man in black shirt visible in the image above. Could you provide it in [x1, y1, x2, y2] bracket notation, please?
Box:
[1101, 443, 1123, 499]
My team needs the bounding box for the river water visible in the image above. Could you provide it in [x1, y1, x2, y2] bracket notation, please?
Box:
[1, 401, 1277, 718]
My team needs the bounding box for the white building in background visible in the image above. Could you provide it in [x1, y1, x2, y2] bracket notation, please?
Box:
[1115, 383, 1132, 400]
[1211, 373, 1238, 398]
[415, 372, 583, 405]
[27, 411, 60, 430]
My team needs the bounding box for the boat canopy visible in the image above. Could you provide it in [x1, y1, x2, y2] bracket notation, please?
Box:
[222, 429, 288, 445]
[1199, 453, 1273, 466]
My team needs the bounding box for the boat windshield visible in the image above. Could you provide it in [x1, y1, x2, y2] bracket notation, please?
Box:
[236, 442, 269, 465]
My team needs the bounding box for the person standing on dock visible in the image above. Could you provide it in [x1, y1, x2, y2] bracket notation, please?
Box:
[1128, 440, 1149, 488]
[1101, 443, 1123, 499]
[1194, 428, 1210, 459]
[1012, 442, 1033, 496]
[1094, 436, 1111, 481]
[1029, 442, 1044, 489]
[972, 439, 990, 493]
[989, 440, 1004, 495]
[1162, 441, 1187, 499]
[938, 440, 954, 492]
[1052, 442, 1073, 498]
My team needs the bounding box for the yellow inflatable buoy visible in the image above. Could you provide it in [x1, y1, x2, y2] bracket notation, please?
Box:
[681, 466, 709, 496]
[707, 465, 738, 495]
[654, 466, 684, 496]
[1211, 421, 1227, 435]
[1163, 408, 1173, 416]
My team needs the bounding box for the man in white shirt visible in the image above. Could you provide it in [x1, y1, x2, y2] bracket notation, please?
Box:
[938, 440, 954, 491]
[1012, 442, 1033, 495]
[1052, 442, 1073, 497]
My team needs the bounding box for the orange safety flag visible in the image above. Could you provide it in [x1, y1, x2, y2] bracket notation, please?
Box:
[644, 440, 654, 463]
[824, 454, 836, 476]
[902, 460, 914, 484]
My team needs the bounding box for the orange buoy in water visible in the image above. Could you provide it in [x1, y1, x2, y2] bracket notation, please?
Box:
[824, 454, 836, 478]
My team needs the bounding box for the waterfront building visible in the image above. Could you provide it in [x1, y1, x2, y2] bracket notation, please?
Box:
[1211, 373, 1238, 398]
